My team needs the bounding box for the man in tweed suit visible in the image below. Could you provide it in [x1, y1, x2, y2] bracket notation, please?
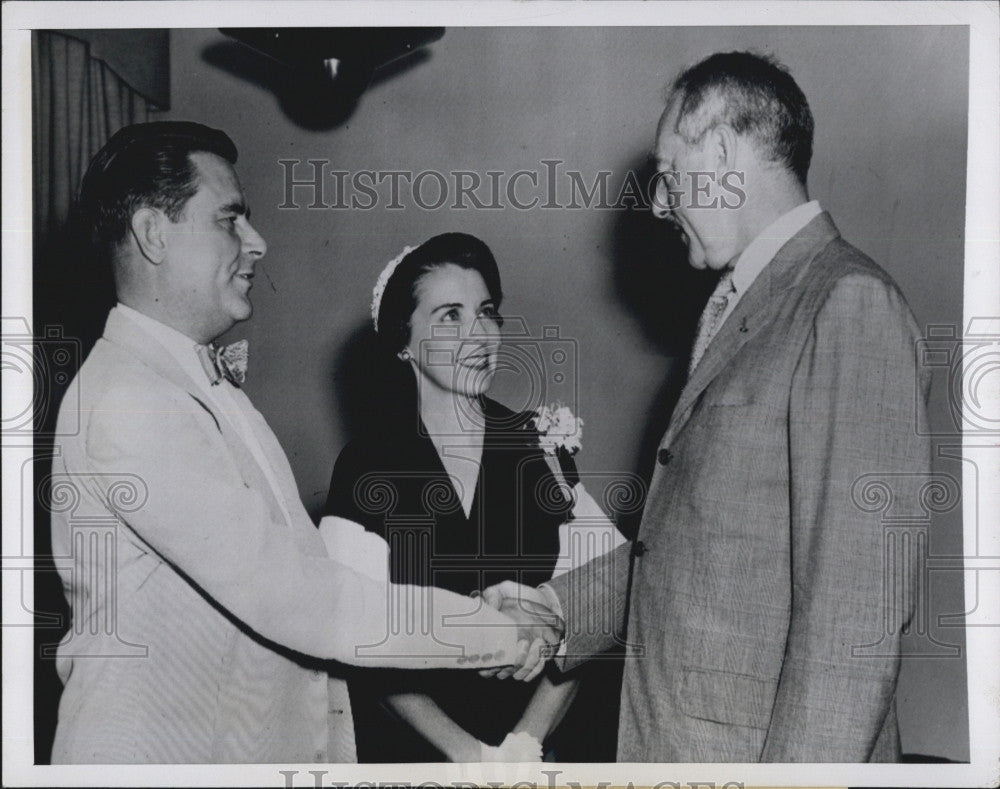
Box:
[49, 122, 550, 763]
[488, 52, 931, 761]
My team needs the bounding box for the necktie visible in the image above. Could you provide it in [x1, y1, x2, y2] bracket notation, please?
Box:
[197, 340, 249, 387]
[688, 270, 735, 375]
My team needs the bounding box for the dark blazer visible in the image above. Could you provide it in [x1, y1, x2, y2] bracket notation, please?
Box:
[548, 213, 932, 762]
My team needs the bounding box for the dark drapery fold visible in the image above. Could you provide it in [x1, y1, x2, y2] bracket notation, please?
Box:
[32, 31, 154, 242]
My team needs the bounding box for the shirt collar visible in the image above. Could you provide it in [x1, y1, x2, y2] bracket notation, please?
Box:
[114, 303, 213, 391]
[730, 200, 822, 296]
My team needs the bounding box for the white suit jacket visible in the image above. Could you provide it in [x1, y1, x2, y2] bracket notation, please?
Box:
[50, 308, 521, 763]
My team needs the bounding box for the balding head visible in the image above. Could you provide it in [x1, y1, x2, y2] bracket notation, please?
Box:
[667, 51, 814, 185]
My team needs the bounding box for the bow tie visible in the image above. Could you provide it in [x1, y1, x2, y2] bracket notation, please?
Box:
[197, 340, 249, 387]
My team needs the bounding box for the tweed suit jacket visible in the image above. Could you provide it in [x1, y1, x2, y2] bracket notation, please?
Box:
[549, 213, 931, 762]
[49, 308, 523, 763]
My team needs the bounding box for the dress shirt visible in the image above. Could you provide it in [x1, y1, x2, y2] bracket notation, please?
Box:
[717, 200, 822, 329]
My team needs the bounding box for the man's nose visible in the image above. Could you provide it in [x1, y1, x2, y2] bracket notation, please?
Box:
[241, 220, 267, 258]
[651, 202, 671, 220]
[651, 179, 674, 220]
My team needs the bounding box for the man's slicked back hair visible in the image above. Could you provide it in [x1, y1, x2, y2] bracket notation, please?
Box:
[78, 121, 238, 256]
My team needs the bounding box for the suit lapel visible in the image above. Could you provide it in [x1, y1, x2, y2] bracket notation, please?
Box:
[662, 213, 840, 446]
[227, 388, 327, 553]
[226, 388, 312, 526]
[101, 309, 293, 530]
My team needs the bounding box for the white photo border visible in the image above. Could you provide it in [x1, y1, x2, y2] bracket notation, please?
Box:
[3, 2, 998, 787]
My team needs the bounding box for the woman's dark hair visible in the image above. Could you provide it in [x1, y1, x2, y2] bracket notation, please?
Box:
[375, 231, 504, 356]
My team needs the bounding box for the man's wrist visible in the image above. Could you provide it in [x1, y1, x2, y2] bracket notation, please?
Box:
[537, 583, 565, 630]
[537, 583, 566, 657]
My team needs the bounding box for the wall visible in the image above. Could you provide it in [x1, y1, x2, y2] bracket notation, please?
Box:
[165, 25, 969, 761]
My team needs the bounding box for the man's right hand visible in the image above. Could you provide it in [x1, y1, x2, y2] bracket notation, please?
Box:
[479, 581, 564, 681]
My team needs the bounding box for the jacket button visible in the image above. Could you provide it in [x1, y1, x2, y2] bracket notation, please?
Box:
[657, 448, 673, 465]
[632, 540, 648, 557]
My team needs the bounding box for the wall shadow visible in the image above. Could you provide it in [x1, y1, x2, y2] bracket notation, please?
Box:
[326, 320, 416, 451]
[608, 154, 720, 535]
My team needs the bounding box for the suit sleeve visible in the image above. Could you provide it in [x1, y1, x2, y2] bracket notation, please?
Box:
[81, 387, 522, 669]
[760, 274, 931, 761]
[546, 540, 632, 672]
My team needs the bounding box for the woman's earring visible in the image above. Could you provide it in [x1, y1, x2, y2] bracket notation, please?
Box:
[398, 349, 412, 362]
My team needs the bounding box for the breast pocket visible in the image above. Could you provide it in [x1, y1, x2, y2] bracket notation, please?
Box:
[703, 379, 757, 408]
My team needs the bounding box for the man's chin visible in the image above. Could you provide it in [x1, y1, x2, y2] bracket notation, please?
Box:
[687, 248, 728, 271]
[686, 252, 708, 270]
[231, 299, 253, 323]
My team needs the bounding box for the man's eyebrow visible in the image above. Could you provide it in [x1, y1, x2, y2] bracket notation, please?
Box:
[648, 146, 673, 164]
[220, 201, 249, 217]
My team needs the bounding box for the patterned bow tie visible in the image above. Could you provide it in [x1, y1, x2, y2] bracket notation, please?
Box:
[197, 340, 249, 387]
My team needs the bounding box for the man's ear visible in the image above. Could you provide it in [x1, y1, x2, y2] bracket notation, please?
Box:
[129, 207, 168, 264]
[709, 123, 740, 175]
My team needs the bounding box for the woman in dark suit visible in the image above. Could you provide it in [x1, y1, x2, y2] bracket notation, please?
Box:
[324, 232, 584, 762]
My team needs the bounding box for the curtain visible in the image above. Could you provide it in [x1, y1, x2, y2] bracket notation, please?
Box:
[32, 31, 153, 241]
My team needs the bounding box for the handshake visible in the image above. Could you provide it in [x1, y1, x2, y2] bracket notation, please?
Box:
[476, 581, 565, 682]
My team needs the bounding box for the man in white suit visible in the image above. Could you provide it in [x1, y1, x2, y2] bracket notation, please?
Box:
[487, 51, 931, 762]
[49, 121, 551, 763]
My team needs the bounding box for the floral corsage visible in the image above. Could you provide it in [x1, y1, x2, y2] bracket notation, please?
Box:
[530, 403, 582, 488]
[529, 405, 627, 575]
